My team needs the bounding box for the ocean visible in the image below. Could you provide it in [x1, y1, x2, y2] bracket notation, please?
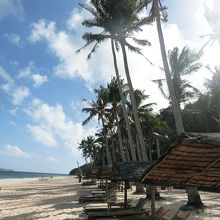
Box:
[0, 170, 68, 180]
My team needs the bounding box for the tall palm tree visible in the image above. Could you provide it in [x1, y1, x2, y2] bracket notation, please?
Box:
[148, 0, 204, 208]
[153, 46, 202, 105]
[111, 38, 137, 161]
[82, 96, 113, 166]
[109, 0, 152, 161]
[145, 0, 184, 135]
[77, 0, 152, 161]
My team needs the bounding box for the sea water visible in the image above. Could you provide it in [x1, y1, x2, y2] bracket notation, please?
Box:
[0, 170, 67, 180]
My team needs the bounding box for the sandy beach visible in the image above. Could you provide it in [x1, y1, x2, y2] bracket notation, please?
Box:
[0, 176, 220, 220]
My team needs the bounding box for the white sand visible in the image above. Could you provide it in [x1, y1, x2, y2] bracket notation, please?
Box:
[0, 176, 219, 219]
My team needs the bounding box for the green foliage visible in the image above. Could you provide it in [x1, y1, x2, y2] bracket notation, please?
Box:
[153, 46, 202, 105]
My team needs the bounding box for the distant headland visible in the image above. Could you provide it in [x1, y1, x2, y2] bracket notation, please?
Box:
[0, 168, 14, 172]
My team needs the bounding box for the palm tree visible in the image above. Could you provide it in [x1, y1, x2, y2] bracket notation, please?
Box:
[111, 38, 137, 161]
[107, 77, 127, 161]
[109, 0, 152, 161]
[145, 0, 184, 135]
[143, 0, 204, 209]
[153, 46, 202, 105]
[82, 96, 113, 166]
[205, 66, 220, 120]
[78, 136, 99, 163]
[77, 0, 152, 161]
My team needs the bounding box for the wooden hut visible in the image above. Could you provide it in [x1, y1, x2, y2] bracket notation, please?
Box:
[142, 133, 220, 215]
[112, 161, 155, 207]
[96, 166, 112, 180]
[96, 166, 112, 192]
[112, 161, 155, 182]
[142, 134, 220, 189]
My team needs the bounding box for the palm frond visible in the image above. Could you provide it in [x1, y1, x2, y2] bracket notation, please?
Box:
[79, 3, 97, 17]
[152, 79, 169, 100]
[131, 38, 151, 46]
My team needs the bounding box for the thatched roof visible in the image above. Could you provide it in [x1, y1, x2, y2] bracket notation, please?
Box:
[142, 133, 220, 190]
[96, 166, 112, 179]
[112, 161, 155, 182]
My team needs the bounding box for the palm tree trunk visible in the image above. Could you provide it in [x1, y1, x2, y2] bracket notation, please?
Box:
[114, 108, 126, 162]
[153, 0, 184, 135]
[120, 41, 148, 161]
[101, 115, 113, 166]
[156, 138, 161, 159]
[136, 134, 142, 161]
[102, 146, 105, 166]
[111, 142, 116, 163]
[111, 38, 137, 161]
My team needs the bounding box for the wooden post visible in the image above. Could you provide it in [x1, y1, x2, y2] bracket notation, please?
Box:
[105, 179, 108, 195]
[151, 185, 156, 219]
[124, 181, 128, 209]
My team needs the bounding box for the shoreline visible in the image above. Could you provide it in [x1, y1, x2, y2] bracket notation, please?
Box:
[0, 176, 71, 186]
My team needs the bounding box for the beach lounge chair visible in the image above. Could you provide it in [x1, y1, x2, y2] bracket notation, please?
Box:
[82, 180, 96, 186]
[107, 198, 133, 210]
[171, 210, 192, 220]
[129, 207, 170, 220]
[84, 206, 122, 213]
[87, 198, 149, 219]
[79, 196, 107, 203]
[79, 190, 116, 203]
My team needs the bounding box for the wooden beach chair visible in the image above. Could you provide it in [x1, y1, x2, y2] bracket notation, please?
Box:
[79, 190, 116, 203]
[133, 207, 170, 220]
[79, 196, 107, 203]
[87, 198, 149, 219]
[171, 210, 192, 220]
[107, 198, 133, 210]
[82, 179, 96, 186]
[84, 206, 122, 213]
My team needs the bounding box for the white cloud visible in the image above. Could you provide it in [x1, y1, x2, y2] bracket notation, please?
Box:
[9, 108, 18, 115]
[5, 33, 22, 46]
[12, 86, 30, 105]
[0, 66, 30, 105]
[29, 16, 109, 86]
[18, 62, 47, 87]
[27, 125, 58, 147]
[0, 0, 24, 21]
[0, 66, 14, 85]
[1, 83, 11, 93]
[46, 156, 59, 163]
[25, 99, 96, 152]
[67, 8, 84, 30]
[32, 74, 47, 87]
[0, 144, 32, 158]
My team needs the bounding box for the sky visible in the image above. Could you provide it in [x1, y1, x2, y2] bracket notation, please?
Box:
[0, 0, 219, 174]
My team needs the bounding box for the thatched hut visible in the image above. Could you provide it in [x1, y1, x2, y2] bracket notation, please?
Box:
[112, 161, 154, 182]
[142, 133, 220, 212]
[142, 134, 220, 189]
[96, 166, 112, 180]
[112, 161, 155, 207]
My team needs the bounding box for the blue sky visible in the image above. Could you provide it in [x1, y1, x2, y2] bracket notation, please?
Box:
[0, 0, 219, 174]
